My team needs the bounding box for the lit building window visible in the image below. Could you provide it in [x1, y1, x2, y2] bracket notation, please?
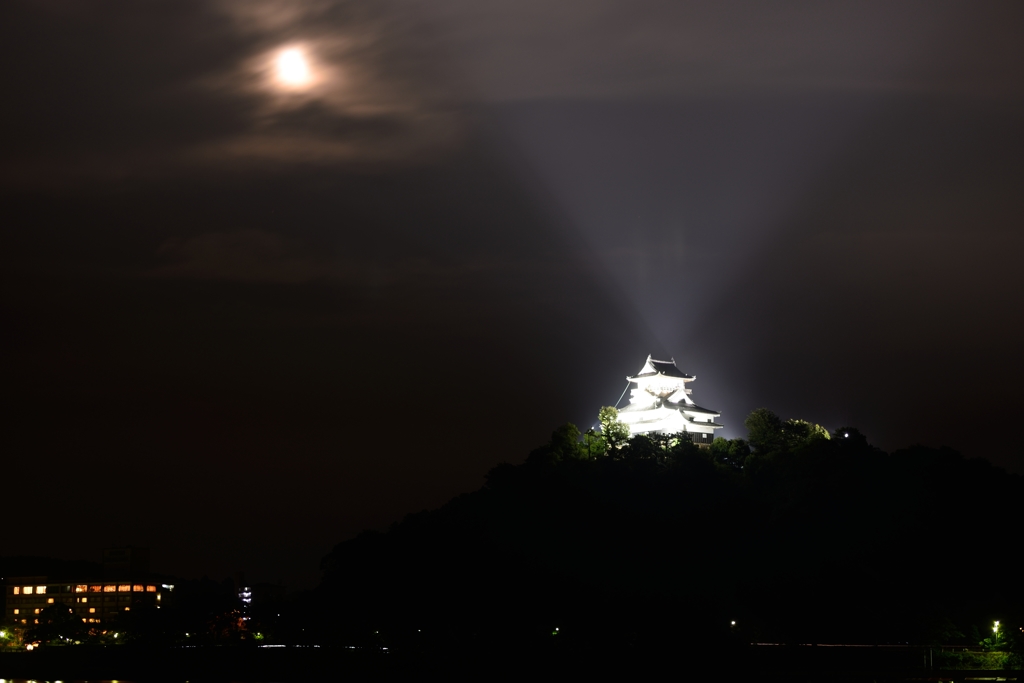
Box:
[90, 585, 102, 592]
[146, 585, 157, 592]
[133, 584, 144, 592]
[103, 585, 116, 593]
[47, 598, 54, 604]
[12, 609, 18, 615]
[118, 584, 131, 592]
[34, 609, 40, 614]
[37, 586, 46, 594]
[89, 608, 96, 613]
[12, 587, 19, 595]
[24, 587, 33, 595]
[75, 585, 87, 593]
[82, 597, 88, 603]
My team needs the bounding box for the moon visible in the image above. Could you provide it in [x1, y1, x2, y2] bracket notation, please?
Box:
[274, 48, 312, 88]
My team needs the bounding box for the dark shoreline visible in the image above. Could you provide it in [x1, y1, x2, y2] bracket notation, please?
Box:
[3, 644, 1019, 682]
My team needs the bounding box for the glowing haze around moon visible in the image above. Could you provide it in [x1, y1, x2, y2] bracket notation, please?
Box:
[274, 47, 312, 88]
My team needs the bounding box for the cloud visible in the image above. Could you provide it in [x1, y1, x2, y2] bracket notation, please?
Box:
[411, 0, 1024, 101]
[149, 229, 577, 290]
[152, 230, 334, 284]
[200, 0, 467, 163]
[5, 0, 1021, 187]
[0, 0, 468, 185]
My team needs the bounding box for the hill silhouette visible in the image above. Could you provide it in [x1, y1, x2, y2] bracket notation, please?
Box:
[315, 416, 1024, 661]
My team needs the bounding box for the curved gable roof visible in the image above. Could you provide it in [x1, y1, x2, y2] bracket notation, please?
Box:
[629, 356, 694, 380]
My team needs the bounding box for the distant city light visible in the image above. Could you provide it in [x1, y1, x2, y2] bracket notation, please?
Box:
[844, 433, 849, 438]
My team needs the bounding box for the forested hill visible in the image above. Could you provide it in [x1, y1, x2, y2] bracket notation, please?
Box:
[317, 414, 1023, 652]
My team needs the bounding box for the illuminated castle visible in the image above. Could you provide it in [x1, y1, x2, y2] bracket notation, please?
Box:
[616, 355, 723, 445]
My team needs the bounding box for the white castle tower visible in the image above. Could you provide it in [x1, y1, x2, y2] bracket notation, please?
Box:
[616, 355, 723, 445]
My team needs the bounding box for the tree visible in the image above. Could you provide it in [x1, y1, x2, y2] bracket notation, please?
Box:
[711, 437, 751, 469]
[618, 433, 661, 463]
[728, 438, 751, 462]
[598, 406, 630, 450]
[581, 428, 608, 459]
[549, 423, 584, 461]
[744, 408, 786, 454]
[526, 423, 588, 465]
[979, 620, 1011, 651]
[0, 621, 25, 649]
[782, 419, 830, 449]
[833, 427, 870, 450]
[24, 603, 87, 645]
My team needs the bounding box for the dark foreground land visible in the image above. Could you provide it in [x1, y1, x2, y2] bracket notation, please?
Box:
[1, 643, 1019, 682]
[4, 417, 1022, 680]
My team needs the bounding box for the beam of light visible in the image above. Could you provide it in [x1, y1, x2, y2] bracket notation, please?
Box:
[275, 47, 312, 88]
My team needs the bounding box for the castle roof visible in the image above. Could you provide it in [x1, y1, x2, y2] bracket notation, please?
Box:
[680, 404, 720, 415]
[619, 399, 719, 416]
[628, 356, 694, 381]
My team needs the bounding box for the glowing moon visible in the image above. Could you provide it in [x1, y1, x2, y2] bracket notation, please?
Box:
[275, 48, 312, 88]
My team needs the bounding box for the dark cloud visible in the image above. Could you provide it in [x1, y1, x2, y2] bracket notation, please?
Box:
[422, 1, 1024, 100]
[2, 0, 1022, 588]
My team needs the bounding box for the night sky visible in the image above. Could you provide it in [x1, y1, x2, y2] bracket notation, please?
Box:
[3, 1, 1023, 589]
